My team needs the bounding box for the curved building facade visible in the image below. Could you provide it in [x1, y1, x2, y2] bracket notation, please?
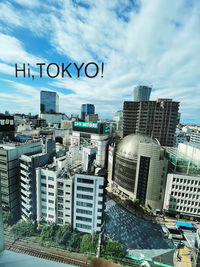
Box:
[108, 134, 167, 210]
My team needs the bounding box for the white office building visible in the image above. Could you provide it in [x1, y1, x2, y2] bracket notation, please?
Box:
[163, 143, 200, 218]
[36, 157, 80, 225]
[71, 121, 110, 167]
[73, 173, 104, 234]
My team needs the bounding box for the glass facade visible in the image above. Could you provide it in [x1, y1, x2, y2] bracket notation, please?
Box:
[81, 104, 95, 121]
[40, 91, 59, 113]
[133, 85, 152, 101]
[166, 147, 200, 175]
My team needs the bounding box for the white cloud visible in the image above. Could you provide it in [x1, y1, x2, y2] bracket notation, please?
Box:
[0, 0, 200, 122]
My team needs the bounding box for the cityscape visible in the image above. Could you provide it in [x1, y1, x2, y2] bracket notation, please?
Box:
[0, 85, 200, 267]
[1, 1, 200, 267]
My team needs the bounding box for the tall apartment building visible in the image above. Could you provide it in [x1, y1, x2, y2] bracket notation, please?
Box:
[123, 98, 179, 146]
[73, 173, 105, 234]
[20, 152, 50, 222]
[133, 85, 152, 101]
[40, 90, 59, 114]
[0, 140, 42, 220]
[81, 104, 95, 121]
[36, 157, 78, 225]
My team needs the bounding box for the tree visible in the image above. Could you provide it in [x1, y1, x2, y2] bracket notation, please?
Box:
[10, 221, 34, 238]
[67, 231, 81, 251]
[104, 240, 126, 258]
[80, 234, 98, 254]
[40, 224, 59, 242]
[132, 198, 141, 210]
[55, 224, 71, 246]
[3, 211, 14, 226]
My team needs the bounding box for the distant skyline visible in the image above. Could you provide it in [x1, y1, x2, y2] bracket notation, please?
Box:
[0, 0, 200, 123]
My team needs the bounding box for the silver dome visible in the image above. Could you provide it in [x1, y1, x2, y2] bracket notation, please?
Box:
[117, 133, 160, 159]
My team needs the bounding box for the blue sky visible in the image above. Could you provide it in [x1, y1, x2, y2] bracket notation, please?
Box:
[0, 0, 200, 123]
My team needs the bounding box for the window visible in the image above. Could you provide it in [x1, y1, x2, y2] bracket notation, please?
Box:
[76, 216, 92, 222]
[48, 200, 54, 204]
[41, 183, 46, 187]
[48, 184, 54, 189]
[77, 194, 93, 200]
[48, 215, 54, 219]
[77, 186, 93, 192]
[48, 207, 54, 211]
[76, 223, 91, 230]
[48, 177, 54, 181]
[76, 209, 92, 215]
[42, 205, 46, 209]
[76, 201, 92, 208]
[41, 198, 46, 202]
[48, 192, 54, 196]
[77, 178, 93, 184]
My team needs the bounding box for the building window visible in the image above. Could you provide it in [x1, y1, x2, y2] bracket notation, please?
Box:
[76, 216, 92, 222]
[76, 201, 92, 208]
[48, 184, 54, 189]
[76, 209, 92, 215]
[48, 200, 54, 204]
[76, 223, 91, 230]
[77, 186, 93, 193]
[77, 194, 93, 200]
[48, 192, 54, 196]
[48, 177, 54, 181]
[77, 178, 94, 184]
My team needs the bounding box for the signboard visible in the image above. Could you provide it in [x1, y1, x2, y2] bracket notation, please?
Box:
[0, 116, 15, 132]
[73, 121, 110, 135]
[74, 121, 98, 129]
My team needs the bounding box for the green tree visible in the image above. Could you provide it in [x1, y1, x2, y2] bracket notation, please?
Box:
[3, 211, 14, 226]
[40, 224, 59, 242]
[104, 240, 126, 258]
[133, 198, 141, 210]
[67, 231, 81, 251]
[55, 224, 71, 246]
[80, 233, 98, 254]
[10, 221, 34, 238]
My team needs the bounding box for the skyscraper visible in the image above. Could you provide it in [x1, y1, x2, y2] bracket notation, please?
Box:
[40, 90, 59, 114]
[81, 104, 95, 121]
[134, 85, 152, 101]
[123, 98, 179, 146]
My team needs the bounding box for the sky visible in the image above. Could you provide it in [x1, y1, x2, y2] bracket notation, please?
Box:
[0, 0, 200, 124]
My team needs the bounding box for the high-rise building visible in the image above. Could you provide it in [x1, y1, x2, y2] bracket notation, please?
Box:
[0, 140, 43, 221]
[108, 134, 167, 211]
[133, 85, 152, 101]
[81, 104, 95, 121]
[73, 173, 105, 234]
[40, 90, 59, 114]
[123, 98, 179, 146]
[36, 156, 76, 226]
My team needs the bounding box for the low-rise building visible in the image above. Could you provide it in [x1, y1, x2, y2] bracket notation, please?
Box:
[163, 143, 200, 219]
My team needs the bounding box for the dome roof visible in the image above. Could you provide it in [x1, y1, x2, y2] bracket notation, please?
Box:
[117, 133, 160, 159]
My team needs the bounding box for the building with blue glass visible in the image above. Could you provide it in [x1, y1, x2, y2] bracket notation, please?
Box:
[81, 104, 95, 121]
[40, 90, 59, 114]
[133, 85, 152, 101]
